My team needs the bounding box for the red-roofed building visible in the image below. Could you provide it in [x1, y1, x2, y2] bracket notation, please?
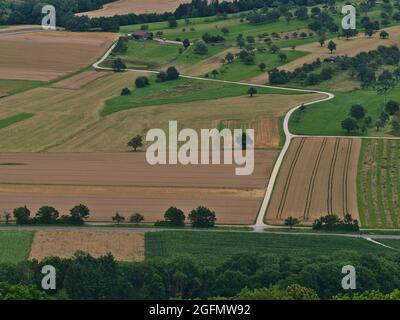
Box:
[128, 30, 153, 40]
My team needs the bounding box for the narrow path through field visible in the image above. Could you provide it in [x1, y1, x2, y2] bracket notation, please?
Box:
[93, 42, 336, 231]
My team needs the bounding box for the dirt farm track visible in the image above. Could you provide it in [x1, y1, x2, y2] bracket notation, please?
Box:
[0, 151, 278, 224]
[267, 137, 361, 225]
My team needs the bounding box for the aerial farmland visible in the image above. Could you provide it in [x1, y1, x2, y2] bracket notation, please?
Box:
[1, 0, 400, 303]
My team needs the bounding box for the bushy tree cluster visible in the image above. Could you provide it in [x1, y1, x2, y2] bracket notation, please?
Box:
[312, 213, 359, 232]
[13, 204, 90, 225]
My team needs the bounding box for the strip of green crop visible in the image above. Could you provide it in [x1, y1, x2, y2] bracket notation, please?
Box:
[357, 140, 367, 227]
[385, 140, 397, 228]
[0, 113, 34, 130]
[376, 139, 387, 227]
[365, 140, 377, 227]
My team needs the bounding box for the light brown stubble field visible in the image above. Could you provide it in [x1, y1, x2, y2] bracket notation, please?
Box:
[267, 137, 361, 225]
[29, 230, 145, 262]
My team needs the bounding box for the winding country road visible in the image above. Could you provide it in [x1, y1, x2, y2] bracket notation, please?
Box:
[93, 42, 336, 231]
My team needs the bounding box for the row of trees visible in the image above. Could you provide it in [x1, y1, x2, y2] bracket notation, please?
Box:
[12, 204, 90, 225]
[2, 248, 400, 300]
[155, 206, 217, 228]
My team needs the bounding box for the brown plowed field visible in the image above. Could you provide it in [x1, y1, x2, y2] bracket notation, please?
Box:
[0, 150, 278, 224]
[267, 137, 361, 224]
[29, 230, 144, 262]
[0, 31, 118, 81]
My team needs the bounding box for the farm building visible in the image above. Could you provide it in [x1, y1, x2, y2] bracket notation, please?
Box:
[129, 30, 153, 40]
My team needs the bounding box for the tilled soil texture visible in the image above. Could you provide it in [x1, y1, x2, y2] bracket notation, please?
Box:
[29, 230, 144, 262]
[267, 137, 361, 225]
[358, 139, 400, 229]
[0, 31, 118, 81]
[0, 150, 278, 224]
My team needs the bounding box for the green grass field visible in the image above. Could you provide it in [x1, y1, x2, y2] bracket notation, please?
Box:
[0, 231, 33, 264]
[145, 231, 396, 265]
[121, 16, 308, 44]
[358, 139, 400, 229]
[102, 76, 297, 116]
[0, 79, 43, 97]
[289, 88, 400, 137]
[0, 113, 34, 130]
[107, 40, 181, 69]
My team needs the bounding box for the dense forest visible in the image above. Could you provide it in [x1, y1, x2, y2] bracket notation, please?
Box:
[1, 250, 400, 300]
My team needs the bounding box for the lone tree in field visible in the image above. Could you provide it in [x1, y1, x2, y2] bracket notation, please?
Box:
[278, 52, 287, 62]
[380, 30, 389, 39]
[284, 216, 299, 229]
[164, 207, 185, 227]
[3, 211, 11, 224]
[247, 87, 257, 97]
[188, 206, 216, 228]
[341, 117, 359, 133]
[128, 135, 143, 152]
[129, 213, 144, 225]
[135, 76, 150, 88]
[318, 34, 326, 47]
[13, 206, 30, 224]
[225, 52, 235, 63]
[194, 41, 208, 55]
[112, 58, 126, 72]
[259, 62, 266, 71]
[120, 87, 131, 96]
[327, 40, 337, 54]
[166, 66, 180, 80]
[349, 104, 367, 120]
[70, 204, 90, 225]
[112, 212, 125, 224]
[365, 28, 375, 38]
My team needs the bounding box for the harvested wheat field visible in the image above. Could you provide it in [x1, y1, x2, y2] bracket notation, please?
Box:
[29, 230, 144, 262]
[0, 69, 323, 151]
[0, 150, 278, 224]
[51, 71, 108, 90]
[281, 25, 400, 72]
[0, 31, 118, 81]
[78, 0, 190, 17]
[222, 118, 280, 148]
[267, 137, 361, 225]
